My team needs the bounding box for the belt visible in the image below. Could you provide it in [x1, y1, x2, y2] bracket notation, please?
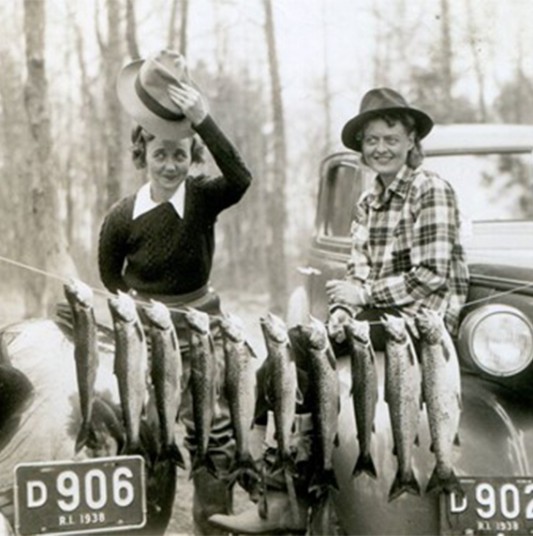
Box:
[135, 284, 221, 316]
[136, 283, 209, 307]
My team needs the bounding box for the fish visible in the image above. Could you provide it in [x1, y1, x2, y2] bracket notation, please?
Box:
[344, 318, 378, 479]
[184, 308, 218, 477]
[294, 316, 339, 500]
[416, 309, 463, 495]
[108, 291, 149, 455]
[260, 312, 300, 521]
[143, 300, 186, 469]
[382, 313, 422, 501]
[219, 313, 260, 490]
[64, 278, 99, 453]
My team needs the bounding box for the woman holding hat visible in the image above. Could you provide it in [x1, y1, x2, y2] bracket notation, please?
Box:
[326, 87, 469, 348]
[98, 50, 253, 535]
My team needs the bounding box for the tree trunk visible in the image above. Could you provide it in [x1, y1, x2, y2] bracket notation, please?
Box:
[125, 0, 141, 60]
[97, 0, 124, 214]
[263, 0, 288, 315]
[465, 0, 487, 121]
[22, 0, 78, 315]
[439, 0, 454, 114]
[179, 0, 189, 56]
[167, 0, 179, 50]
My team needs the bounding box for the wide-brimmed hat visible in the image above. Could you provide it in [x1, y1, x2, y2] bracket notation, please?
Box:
[116, 49, 196, 139]
[341, 88, 433, 152]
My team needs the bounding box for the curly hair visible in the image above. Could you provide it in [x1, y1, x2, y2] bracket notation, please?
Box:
[130, 125, 206, 170]
[357, 110, 425, 169]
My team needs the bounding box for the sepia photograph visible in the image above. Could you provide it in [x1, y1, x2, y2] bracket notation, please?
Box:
[0, 0, 532, 535]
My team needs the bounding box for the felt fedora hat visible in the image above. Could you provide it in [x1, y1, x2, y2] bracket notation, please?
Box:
[341, 87, 433, 152]
[116, 49, 196, 140]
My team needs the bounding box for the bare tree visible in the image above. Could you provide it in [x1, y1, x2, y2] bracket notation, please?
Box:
[263, 0, 288, 314]
[179, 0, 189, 56]
[22, 0, 78, 314]
[96, 0, 124, 214]
[126, 0, 141, 59]
[465, 0, 487, 121]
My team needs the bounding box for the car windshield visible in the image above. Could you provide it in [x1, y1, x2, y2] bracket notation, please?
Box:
[424, 151, 533, 222]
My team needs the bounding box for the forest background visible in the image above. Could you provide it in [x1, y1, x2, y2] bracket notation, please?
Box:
[1, 0, 533, 323]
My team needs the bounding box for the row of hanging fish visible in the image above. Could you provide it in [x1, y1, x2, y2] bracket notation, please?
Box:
[63, 279, 261, 487]
[344, 310, 463, 502]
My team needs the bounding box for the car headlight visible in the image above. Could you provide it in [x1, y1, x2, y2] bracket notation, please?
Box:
[458, 304, 533, 377]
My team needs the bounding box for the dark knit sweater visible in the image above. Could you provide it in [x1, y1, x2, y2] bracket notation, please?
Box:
[98, 115, 252, 295]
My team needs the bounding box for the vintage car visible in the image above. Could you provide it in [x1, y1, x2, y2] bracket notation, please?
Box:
[288, 124, 533, 535]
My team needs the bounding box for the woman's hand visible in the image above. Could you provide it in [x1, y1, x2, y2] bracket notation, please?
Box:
[325, 279, 369, 307]
[168, 82, 208, 126]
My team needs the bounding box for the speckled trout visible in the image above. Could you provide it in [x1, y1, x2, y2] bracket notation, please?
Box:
[295, 316, 339, 499]
[64, 278, 99, 453]
[344, 318, 378, 479]
[184, 308, 217, 476]
[220, 313, 259, 489]
[143, 300, 186, 468]
[260, 312, 299, 521]
[416, 309, 462, 495]
[382, 314, 421, 501]
[108, 291, 148, 455]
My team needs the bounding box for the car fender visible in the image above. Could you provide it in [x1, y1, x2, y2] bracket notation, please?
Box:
[332, 353, 531, 536]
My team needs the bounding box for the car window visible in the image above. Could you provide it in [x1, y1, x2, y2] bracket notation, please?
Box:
[323, 163, 367, 238]
[424, 152, 533, 222]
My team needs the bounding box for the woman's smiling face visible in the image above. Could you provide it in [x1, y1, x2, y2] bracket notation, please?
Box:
[361, 118, 414, 184]
[146, 137, 192, 200]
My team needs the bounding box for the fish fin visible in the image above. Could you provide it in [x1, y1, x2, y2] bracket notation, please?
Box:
[442, 342, 452, 362]
[388, 468, 420, 502]
[429, 441, 434, 453]
[392, 444, 397, 456]
[352, 452, 377, 479]
[426, 465, 463, 496]
[334, 433, 340, 448]
[245, 340, 258, 359]
[165, 443, 187, 470]
[134, 320, 145, 344]
[414, 434, 420, 447]
[407, 340, 417, 366]
[295, 386, 305, 406]
[326, 345, 337, 370]
[454, 433, 461, 447]
[457, 392, 463, 411]
[369, 344, 377, 364]
[74, 421, 95, 454]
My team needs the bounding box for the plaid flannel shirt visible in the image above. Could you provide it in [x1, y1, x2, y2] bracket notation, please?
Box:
[357, 165, 469, 336]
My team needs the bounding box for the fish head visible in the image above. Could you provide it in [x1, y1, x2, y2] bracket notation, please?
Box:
[259, 313, 288, 344]
[381, 314, 408, 343]
[184, 308, 210, 334]
[344, 318, 370, 344]
[415, 309, 444, 344]
[108, 290, 138, 324]
[298, 316, 328, 350]
[143, 300, 173, 330]
[64, 278, 94, 308]
[219, 313, 245, 343]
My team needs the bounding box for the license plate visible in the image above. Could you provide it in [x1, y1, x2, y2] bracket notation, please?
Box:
[14, 455, 146, 535]
[441, 477, 533, 535]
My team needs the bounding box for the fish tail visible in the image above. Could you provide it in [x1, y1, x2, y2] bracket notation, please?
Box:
[309, 469, 339, 500]
[165, 443, 187, 470]
[191, 451, 218, 478]
[426, 465, 463, 496]
[388, 468, 420, 502]
[74, 421, 93, 453]
[352, 451, 378, 479]
[284, 467, 302, 527]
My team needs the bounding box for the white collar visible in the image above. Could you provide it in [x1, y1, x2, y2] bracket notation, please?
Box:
[132, 181, 186, 220]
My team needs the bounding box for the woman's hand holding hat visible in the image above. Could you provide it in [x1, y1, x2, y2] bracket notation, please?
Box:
[168, 83, 208, 127]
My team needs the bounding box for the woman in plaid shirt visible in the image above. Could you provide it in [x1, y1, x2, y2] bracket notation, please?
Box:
[326, 88, 469, 349]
